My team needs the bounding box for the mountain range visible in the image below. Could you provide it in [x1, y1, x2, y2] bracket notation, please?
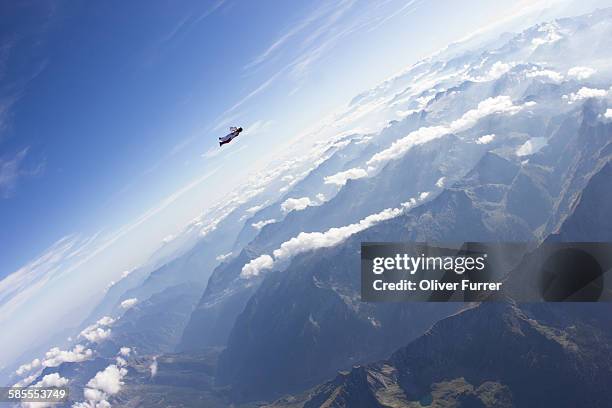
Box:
[7, 8, 612, 408]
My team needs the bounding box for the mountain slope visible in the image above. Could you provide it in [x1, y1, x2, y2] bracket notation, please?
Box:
[216, 95, 612, 400]
[287, 301, 612, 408]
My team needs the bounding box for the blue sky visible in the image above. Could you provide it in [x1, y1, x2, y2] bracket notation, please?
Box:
[0, 0, 539, 277]
[2, 0, 590, 368]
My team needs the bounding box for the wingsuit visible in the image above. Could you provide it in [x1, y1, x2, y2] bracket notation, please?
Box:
[219, 126, 243, 146]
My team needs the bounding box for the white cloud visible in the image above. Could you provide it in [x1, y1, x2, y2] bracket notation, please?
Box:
[476, 134, 496, 145]
[96, 316, 115, 326]
[150, 357, 158, 378]
[324, 167, 368, 186]
[516, 137, 547, 156]
[73, 391, 110, 408]
[450, 96, 523, 131]
[280, 177, 299, 193]
[242, 207, 402, 278]
[198, 215, 223, 237]
[216, 252, 233, 262]
[74, 364, 127, 408]
[281, 197, 313, 213]
[399, 192, 430, 211]
[418, 191, 430, 201]
[43, 344, 93, 368]
[246, 204, 264, 214]
[21, 373, 70, 408]
[105, 270, 134, 292]
[252, 219, 276, 230]
[241, 254, 274, 277]
[468, 61, 514, 82]
[115, 346, 130, 367]
[567, 66, 595, 80]
[435, 177, 446, 188]
[97, 316, 114, 326]
[603, 109, 612, 119]
[15, 358, 41, 376]
[368, 125, 446, 167]
[487, 61, 512, 79]
[120, 298, 138, 310]
[563, 87, 609, 103]
[355, 136, 373, 145]
[532, 22, 563, 47]
[13, 372, 38, 388]
[415, 93, 436, 108]
[396, 109, 419, 118]
[367, 96, 524, 169]
[79, 316, 115, 344]
[241, 192, 430, 278]
[87, 365, 126, 395]
[316, 193, 326, 202]
[526, 68, 563, 82]
[36, 372, 69, 387]
[81, 327, 112, 344]
[81, 327, 111, 343]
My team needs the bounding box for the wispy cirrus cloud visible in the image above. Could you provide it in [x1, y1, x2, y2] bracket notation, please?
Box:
[364, 0, 423, 33]
[220, 0, 425, 130]
[0, 148, 44, 198]
[243, 0, 354, 71]
[214, 0, 361, 129]
[0, 232, 103, 320]
[144, 0, 229, 65]
[0, 21, 51, 197]
[244, 0, 420, 74]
